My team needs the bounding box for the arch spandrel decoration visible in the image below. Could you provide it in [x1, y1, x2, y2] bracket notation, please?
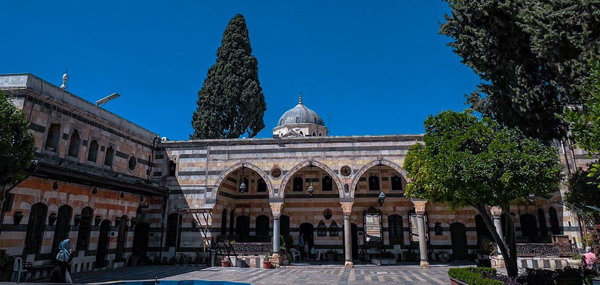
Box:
[212, 162, 275, 198]
[350, 159, 410, 197]
[279, 160, 343, 198]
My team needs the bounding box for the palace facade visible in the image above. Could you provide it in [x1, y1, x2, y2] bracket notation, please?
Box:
[0, 73, 590, 277]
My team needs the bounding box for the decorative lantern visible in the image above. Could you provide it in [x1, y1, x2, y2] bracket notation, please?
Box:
[378, 191, 386, 207]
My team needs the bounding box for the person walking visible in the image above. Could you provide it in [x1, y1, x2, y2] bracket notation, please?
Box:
[53, 239, 73, 283]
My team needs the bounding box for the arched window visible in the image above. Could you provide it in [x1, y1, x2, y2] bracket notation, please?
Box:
[295, 117, 299, 123]
[166, 213, 181, 247]
[322, 176, 333, 191]
[229, 210, 235, 236]
[128, 156, 137, 171]
[116, 216, 128, 261]
[25, 203, 48, 254]
[318, 132, 322, 136]
[293, 176, 303, 192]
[388, 214, 403, 245]
[104, 146, 115, 167]
[391, 175, 403, 191]
[76, 207, 93, 251]
[87, 140, 99, 162]
[368, 175, 380, 191]
[221, 209, 228, 236]
[317, 221, 327, 236]
[257, 178, 267, 192]
[281, 215, 290, 236]
[45, 123, 61, 152]
[520, 213, 538, 242]
[168, 160, 176, 176]
[52, 205, 73, 257]
[68, 130, 81, 157]
[256, 215, 270, 238]
[236, 215, 250, 240]
[538, 208, 548, 239]
[312, 131, 317, 136]
[329, 221, 339, 236]
[549, 207, 561, 234]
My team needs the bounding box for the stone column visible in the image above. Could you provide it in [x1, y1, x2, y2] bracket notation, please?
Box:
[269, 202, 283, 267]
[273, 217, 280, 253]
[341, 201, 354, 268]
[490, 206, 504, 251]
[412, 198, 429, 269]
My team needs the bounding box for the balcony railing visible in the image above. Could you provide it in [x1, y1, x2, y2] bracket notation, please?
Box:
[516, 243, 576, 257]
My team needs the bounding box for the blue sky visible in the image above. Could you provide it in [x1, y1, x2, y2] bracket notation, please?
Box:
[0, 1, 479, 140]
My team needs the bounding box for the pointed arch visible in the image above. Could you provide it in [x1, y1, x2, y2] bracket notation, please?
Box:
[212, 162, 274, 197]
[350, 159, 409, 195]
[279, 160, 342, 198]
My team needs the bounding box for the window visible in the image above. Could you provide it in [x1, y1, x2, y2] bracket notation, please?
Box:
[168, 160, 176, 176]
[281, 215, 290, 236]
[388, 214, 403, 245]
[104, 146, 115, 167]
[165, 213, 181, 247]
[295, 117, 299, 123]
[67, 130, 81, 157]
[323, 209, 332, 220]
[25, 203, 48, 254]
[322, 176, 333, 191]
[317, 221, 327, 236]
[76, 207, 93, 251]
[220, 209, 228, 236]
[235, 215, 250, 240]
[391, 175, 403, 191]
[256, 215, 269, 238]
[520, 213, 538, 242]
[87, 140, 99, 162]
[293, 177, 303, 192]
[368, 175, 380, 191]
[52, 205, 73, 257]
[257, 178, 267, 192]
[45, 123, 61, 151]
[128, 156, 137, 171]
[329, 221, 339, 236]
[312, 131, 317, 136]
[271, 168, 282, 178]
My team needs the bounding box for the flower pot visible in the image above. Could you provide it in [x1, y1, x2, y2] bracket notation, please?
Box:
[263, 261, 272, 269]
[221, 261, 230, 267]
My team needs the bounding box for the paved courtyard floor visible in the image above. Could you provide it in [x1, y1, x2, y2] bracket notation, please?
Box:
[62, 263, 474, 284]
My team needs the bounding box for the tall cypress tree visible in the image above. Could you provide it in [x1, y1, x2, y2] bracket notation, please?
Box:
[191, 14, 266, 139]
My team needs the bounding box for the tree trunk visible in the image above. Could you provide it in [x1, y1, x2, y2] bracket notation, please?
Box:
[471, 203, 518, 277]
[503, 206, 518, 277]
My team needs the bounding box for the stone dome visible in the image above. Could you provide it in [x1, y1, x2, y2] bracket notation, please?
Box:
[277, 96, 325, 127]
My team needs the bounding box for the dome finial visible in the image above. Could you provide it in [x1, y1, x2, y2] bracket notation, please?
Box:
[60, 69, 68, 90]
[299, 93, 303, 105]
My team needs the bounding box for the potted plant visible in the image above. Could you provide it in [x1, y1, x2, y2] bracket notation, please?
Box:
[263, 252, 273, 269]
[554, 267, 583, 285]
[569, 253, 583, 267]
[221, 257, 230, 267]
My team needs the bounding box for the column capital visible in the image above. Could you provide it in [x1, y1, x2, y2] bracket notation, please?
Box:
[340, 202, 353, 215]
[411, 198, 428, 215]
[270, 202, 284, 218]
[490, 206, 503, 218]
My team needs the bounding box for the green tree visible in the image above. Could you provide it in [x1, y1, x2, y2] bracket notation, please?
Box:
[0, 91, 35, 188]
[565, 167, 600, 216]
[441, 0, 600, 142]
[404, 110, 563, 277]
[191, 14, 267, 139]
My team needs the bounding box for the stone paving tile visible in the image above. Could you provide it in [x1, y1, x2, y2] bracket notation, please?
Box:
[64, 264, 466, 285]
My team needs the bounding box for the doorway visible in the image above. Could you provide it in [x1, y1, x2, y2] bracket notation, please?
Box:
[95, 220, 111, 268]
[299, 223, 314, 259]
[132, 222, 150, 260]
[351, 223, 358, 260]
[450, 222, 469, 260]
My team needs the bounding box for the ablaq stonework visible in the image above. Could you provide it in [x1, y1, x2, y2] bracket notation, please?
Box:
[0, 73, 590, 277]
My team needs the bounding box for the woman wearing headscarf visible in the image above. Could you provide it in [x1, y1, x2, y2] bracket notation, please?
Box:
[55, 239, 73, 283]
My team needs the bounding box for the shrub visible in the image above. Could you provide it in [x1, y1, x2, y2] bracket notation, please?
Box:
[448, 267, 503, 285]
